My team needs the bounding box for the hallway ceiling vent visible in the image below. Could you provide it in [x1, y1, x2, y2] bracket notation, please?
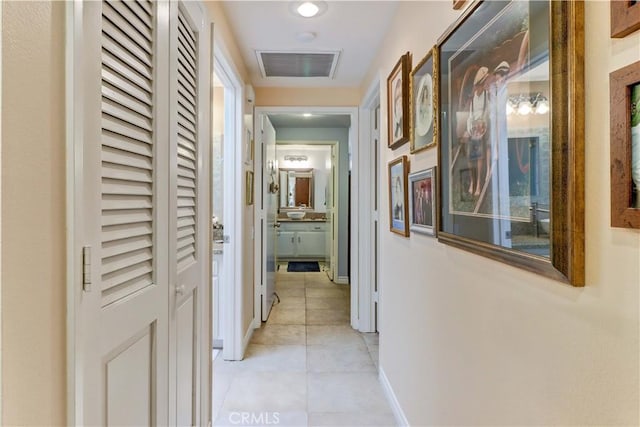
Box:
[256, 50, 340, 78]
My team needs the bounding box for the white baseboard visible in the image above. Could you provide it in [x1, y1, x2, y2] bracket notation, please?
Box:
[379, 367, 409, 427]
[335, 276, 349, 285]
[241, 323, 255, 358]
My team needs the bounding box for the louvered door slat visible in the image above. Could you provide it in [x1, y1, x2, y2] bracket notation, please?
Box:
[102, 222, 153, 243]
[178, 85, 196, 110]
[102, 130, 152, 157]
[178, 92, 196, 116]
[177, 13, 196, 52]
[102, 36, 152, 80]
[102, 18, 152, 67]
[178, 103, 196, 126]
[177, 155, 195, 170]
[102, 66, 152, 106]
[102, 234, 153, 259]
[105, 1, 152, 40]
[102, 115, 152, 145]
[178, 38, 196, 72]
[100, 0, 155, 306]
[136, 0, 152, 16]
[122, 0, 152, 28]
[103, 80, 153, 119]
[103, 2, 152, 53]
[177, 165, 196, 180]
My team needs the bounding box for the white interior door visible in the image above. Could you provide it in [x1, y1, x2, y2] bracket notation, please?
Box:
[78, 1, 170, 424]
[168, 1, 210, 426]
[372, 104, 380, 332]
[327, 145, 338, 281]
[262, 116, 277, 321]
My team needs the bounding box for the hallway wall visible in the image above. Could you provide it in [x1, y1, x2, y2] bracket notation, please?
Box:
[1, 2, 66, 424]
[362, 1, 640, 425]
[255, 87, 360, 107]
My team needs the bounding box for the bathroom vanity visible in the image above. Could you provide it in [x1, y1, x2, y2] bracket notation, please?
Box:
[276, 219, 328, 260]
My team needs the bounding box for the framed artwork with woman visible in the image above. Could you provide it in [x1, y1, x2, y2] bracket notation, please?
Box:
[388, 156, 409, 236]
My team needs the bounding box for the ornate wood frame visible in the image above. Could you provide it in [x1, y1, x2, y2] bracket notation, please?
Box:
[611, 0, 640, 38]
[610, 60, 640, 228]
[388, 156, 410, 237]
[387, 52, 411, 150]
[436, 0, 585, 286]
[410, 46, 439, 154]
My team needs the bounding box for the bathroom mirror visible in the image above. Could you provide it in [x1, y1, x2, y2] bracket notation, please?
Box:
[279, 168, 314, 210]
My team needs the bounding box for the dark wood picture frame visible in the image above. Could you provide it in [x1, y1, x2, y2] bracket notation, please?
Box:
[410, 47, 439, 154]
[388, 155, 410, 237]
[610, 60, 640, 228]
[436, 0, 585, 286]
[387, 52, 411, 150]
[611, 0, 640, 38]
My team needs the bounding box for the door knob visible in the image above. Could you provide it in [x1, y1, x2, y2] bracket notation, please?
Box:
[176, 285, 186, 296]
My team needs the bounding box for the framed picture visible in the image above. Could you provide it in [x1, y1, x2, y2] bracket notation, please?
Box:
[244, 128, 254, 167]
[610, 60, 640, 228]
[410, 47, 438, 153]
[409, 167, 437, 236]
[437, 0, 585, 286]
[453, 0, 466, 10]
[246, 170, 254, 206]
[387, 52, 411, 150]
[611, 0, 640, 38]
[388, 156, 409, 236]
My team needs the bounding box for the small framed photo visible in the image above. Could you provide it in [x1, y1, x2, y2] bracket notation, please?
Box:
[611, 0, 640, 38]
[410, 47, 438, 153]
[388, 156, 409, 237]
[246, 170, 254, 206]
[610, 60, 640, 228]
[244, 128, 254, 167]
[409, 167, 437, 236]
[387, 52, 411, 150]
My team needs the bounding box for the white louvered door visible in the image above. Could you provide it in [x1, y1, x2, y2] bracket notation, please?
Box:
[80, 1, 170, 424]
[168, 2, 210, 426]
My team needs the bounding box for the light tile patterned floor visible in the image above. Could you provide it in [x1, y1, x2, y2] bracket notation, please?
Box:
[213, 268, 394, 427]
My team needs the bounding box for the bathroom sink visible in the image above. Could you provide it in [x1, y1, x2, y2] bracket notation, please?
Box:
[287, 211, 306, 220]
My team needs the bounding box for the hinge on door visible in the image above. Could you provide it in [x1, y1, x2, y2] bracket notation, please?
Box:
[82, 246, 92, 292]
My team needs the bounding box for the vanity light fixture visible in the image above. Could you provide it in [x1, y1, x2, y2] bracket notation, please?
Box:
[284, 155, 308, 162]
[506, 93, 549, 116]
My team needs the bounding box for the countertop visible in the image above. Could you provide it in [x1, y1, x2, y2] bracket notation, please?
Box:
[277, 218, 327, 223]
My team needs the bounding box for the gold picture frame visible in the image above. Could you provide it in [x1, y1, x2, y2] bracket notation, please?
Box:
[437, 0, 585, 286]
[410, 46, 439, 154]
[387, 52, 411, 150]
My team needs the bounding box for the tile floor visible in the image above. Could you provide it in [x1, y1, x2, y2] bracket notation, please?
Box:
[213, 267, 395, 427]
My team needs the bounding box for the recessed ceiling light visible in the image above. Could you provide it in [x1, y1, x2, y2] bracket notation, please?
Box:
[303, 113, 313, 117]
[289, 1, 327, 19]
[298, 2, 319, 17]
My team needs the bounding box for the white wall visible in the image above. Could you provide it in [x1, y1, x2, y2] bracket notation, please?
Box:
[276, 144, 331, 213]
[362, 1, 640, 425]
[275, 128, 350, 280]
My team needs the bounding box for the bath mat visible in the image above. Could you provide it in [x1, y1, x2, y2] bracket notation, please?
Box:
[287, 261, 320, 272]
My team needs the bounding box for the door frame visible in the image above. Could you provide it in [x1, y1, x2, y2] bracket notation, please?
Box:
[253, 106, 361, 329]
[212, 42, 245, 361]
[358, 75, 382, 333]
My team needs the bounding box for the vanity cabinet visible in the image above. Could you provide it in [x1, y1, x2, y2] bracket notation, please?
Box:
[277, 221, 327, 260]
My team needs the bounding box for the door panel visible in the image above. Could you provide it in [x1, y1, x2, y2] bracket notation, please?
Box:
[80, 1, 169, 424]
[106, 326, 153, 426]
[262, 117, 277, 320]
[169, 2, 210, 426]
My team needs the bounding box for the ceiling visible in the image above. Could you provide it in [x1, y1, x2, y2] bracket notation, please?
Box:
[220, 1, 399, 88]
[268, 113, 351, 129]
